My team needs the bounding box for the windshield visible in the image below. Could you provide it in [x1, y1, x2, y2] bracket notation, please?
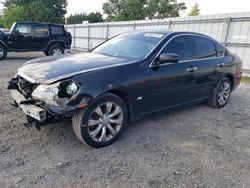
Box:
[92, 32, 164, 59]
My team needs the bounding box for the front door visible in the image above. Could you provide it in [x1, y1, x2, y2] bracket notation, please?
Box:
[146, 35, 196, 112]
[11, 23, 34, 50]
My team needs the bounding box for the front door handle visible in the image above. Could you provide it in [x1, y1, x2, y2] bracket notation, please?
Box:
[217, 62, 225, 67]
[187, 66, 198, 72]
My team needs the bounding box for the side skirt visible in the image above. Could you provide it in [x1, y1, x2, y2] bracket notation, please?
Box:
[130, 97, 210, 122]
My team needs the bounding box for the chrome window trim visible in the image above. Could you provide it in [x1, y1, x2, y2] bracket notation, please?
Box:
[149, 33, 225, 68]
[142, 32, 171, 60]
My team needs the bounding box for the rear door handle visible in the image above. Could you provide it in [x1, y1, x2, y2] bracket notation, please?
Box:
[187, 67, 198, 72]
[217, 62, 225, 67]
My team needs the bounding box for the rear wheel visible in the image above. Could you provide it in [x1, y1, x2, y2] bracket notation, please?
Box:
[72, 93, 128, 147]
[0, 44, 7, 60]
[48, 45, 65, 56]
[208, 77, 232, 108]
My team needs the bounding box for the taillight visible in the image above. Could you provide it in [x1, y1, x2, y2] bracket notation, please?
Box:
[235, 65, 242, 86]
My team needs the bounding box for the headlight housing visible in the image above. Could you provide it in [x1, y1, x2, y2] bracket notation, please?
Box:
[66, 81, 79, 96]
[32, 83, 60, 106]
[31, 81, 80, 106]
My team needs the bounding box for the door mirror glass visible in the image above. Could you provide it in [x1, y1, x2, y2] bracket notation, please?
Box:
[157, 53, 179, 65]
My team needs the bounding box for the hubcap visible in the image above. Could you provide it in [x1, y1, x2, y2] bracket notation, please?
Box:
[217, 81, 231, 105]
[87, 102, 123, 143]
[52, 48, 62, 56]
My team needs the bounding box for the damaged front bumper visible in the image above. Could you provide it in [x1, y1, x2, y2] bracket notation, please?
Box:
[11, 89, 46, 121]
[9, 87, 91, 130]
[10, 89, 75, 128]
[8, 74, 92, 129]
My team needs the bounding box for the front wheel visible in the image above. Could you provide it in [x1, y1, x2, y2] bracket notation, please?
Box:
[208, 77, 232, 108]
[72, 93, 128, 147]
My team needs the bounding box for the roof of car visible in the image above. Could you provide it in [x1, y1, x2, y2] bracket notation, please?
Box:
[128, 30, 216, 41]
[16, 22, 64, 26]
[130, 30, 209, 36]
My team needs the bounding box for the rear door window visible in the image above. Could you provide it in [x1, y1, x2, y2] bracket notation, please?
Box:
[35, 25, 49, 35]
[193, 36, 217, 59]
[214, 42, 224, 57]
[50, 26, 64, 35]
[161, 35, 193, 61]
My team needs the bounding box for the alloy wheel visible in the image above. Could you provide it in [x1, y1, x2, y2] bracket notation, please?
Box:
[0, 48, 4, 57]
[87, 102, 124, 143]
[52, 48, 62, 56]
[217, 81, 231, 106]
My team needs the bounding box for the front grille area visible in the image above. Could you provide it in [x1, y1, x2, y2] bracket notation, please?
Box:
[17, 76, 38, 99]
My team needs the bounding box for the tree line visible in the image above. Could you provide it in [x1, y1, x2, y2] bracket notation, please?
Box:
[0, 0, 67, 28]
[0, 0, 200, 28]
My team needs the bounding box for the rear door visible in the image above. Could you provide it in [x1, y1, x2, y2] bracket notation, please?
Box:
[189, 35, 223, 99]
[33, 24, 50, 50]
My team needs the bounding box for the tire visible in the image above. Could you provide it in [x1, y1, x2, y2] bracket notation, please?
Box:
[0, 44, 7, 60]
[48, 45, 65, 56]
[208, 77, 232, 108]
[44, 50, 49, 56]
[72, 93, 128, 147]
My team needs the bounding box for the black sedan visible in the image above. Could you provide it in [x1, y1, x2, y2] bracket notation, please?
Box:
[8, 31, 242, 147]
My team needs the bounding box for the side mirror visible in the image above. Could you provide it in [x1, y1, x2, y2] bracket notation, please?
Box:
[156, 53, 179, 65]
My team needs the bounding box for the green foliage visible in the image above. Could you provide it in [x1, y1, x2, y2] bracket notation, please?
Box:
[103, 0, 147, 21]
[241, 76, 250, 83]
[188, 3, 200, 16]
[67, 12, 104, 24]
[2, 0, 68, 28]
[102, 0, 187, 21]
[1, 4, 26, 28]
[67, 12, 88, 24]
[124, 0, 147, 21]
[145, 0, 187, 19]
[87, 12, 104, 23]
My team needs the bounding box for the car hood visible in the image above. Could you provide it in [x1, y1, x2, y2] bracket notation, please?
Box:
[0, 32, 8, 36]
[18, 52, 135, 84]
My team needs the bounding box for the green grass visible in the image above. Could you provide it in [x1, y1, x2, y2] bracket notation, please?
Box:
[241, 76, 250, 83]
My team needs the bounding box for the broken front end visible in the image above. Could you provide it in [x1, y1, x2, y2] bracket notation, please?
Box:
[7, 73, 90, 129]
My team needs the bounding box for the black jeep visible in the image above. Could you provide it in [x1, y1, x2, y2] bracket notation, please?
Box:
[0, 22, 72, 60]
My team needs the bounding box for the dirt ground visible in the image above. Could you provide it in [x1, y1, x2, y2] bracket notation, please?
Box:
[0, 52, 250, 188]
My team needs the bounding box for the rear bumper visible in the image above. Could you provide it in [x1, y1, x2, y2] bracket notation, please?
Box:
[65, 45, 71, 49]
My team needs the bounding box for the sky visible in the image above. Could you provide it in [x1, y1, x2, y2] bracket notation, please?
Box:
[67, 0, 250, 17]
